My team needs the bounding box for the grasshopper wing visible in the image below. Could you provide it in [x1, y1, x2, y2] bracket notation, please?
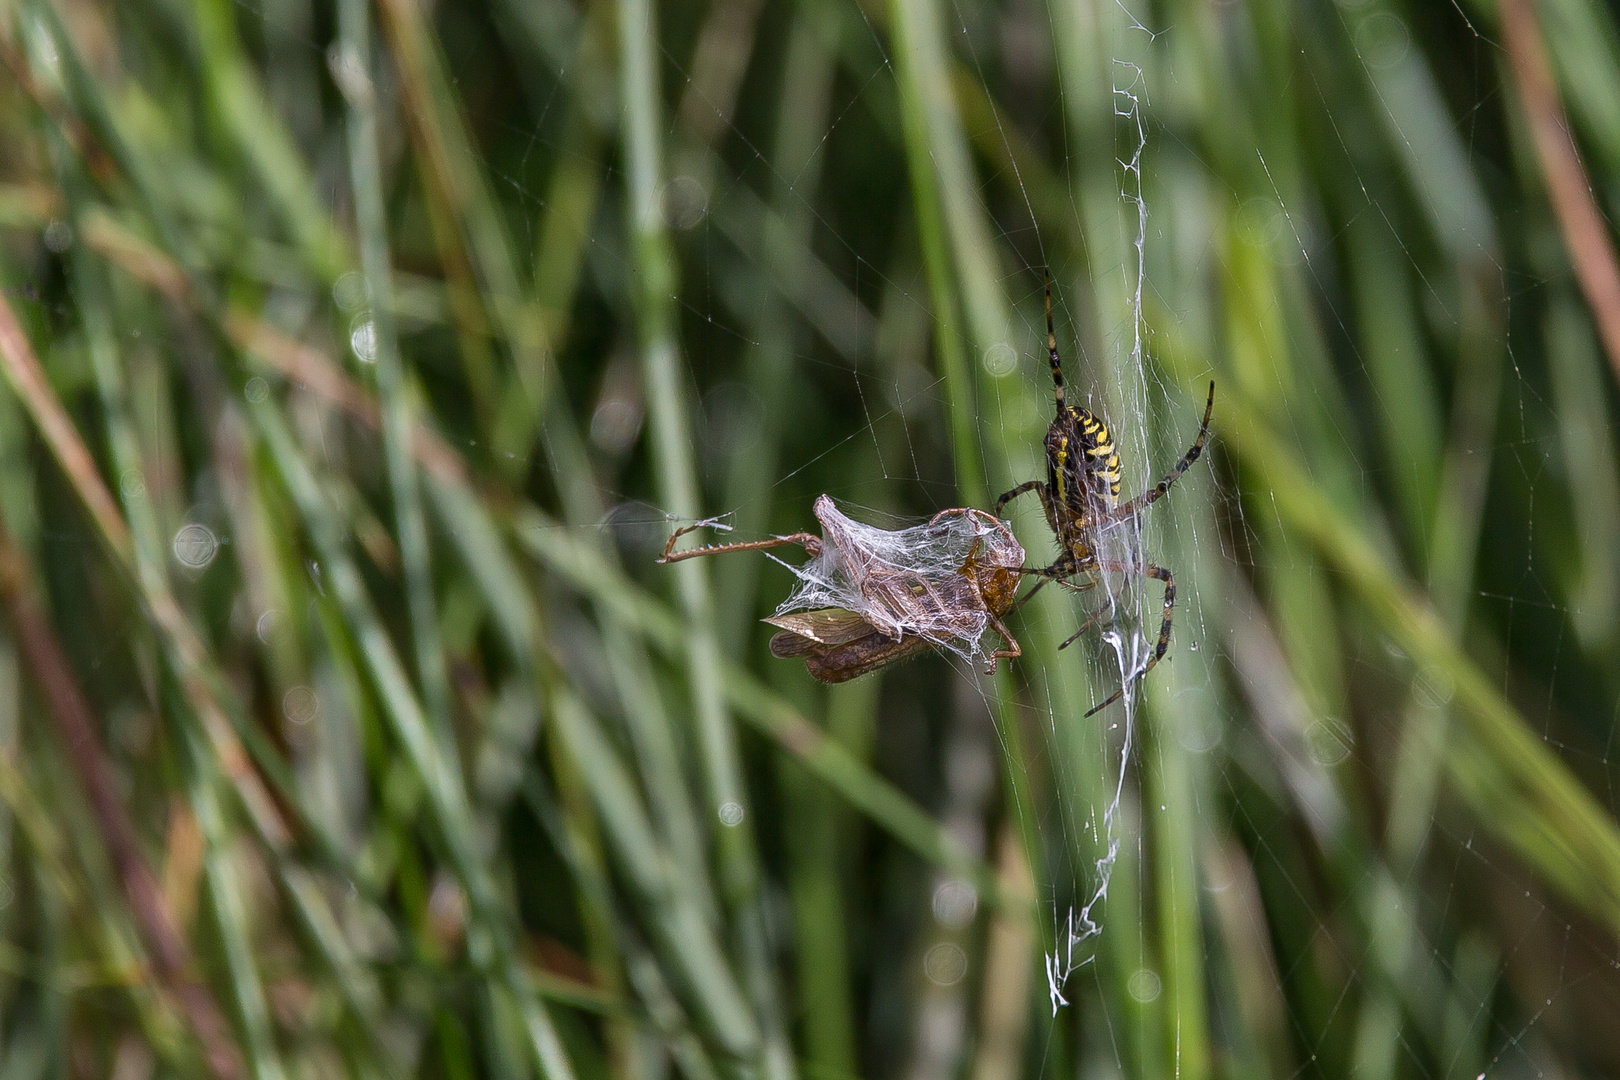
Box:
[766, 608, 931, 682]
[765, 608, 878, 656]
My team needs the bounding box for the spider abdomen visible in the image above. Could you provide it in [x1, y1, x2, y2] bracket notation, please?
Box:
[1047, 405, 1122, 516]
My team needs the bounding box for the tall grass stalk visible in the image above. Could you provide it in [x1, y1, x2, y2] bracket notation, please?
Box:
[615, 0, 796, 1073]
[338, 0, 451, 738]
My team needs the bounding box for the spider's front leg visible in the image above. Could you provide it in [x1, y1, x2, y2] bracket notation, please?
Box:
[1012, 559, 1093, 588]
[1058, 602, 1112, 650]
[1109, 382, 1214, 521]
[994, 479, 1048, 520]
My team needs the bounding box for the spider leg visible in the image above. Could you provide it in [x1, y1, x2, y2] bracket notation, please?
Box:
[1109, 381, 1214, 522]
[1005, 574, 1051, 616]
[1084, 562, 1175, 718]
[659, 528, 822, 563]
[1007, 562, 1104, 649]
[1044, 272, 1066, 409]
[1013, 562, 1096, 596]
[994, 480, 1046, 519]
[1058, 601, 1113, 650]
[1014, 562, 1069, 581]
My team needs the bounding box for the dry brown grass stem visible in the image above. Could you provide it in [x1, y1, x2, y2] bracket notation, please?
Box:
[0, 519, 245, 1080]
[1501, 0, 1620, 391]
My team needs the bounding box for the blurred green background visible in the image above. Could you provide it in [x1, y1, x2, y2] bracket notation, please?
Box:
[0, 0, 1618, 1076]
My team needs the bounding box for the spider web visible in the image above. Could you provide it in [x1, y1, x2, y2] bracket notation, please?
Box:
[624, 0, 1219, 1061]
[548, 0, 1620, 1074]
[129, 0, 1620, 1076]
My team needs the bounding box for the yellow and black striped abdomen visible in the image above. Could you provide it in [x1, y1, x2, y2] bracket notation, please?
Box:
[1046, 405, 1121, 513]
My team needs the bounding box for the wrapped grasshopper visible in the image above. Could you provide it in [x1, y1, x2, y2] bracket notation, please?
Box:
[660, 495, 1024, 681]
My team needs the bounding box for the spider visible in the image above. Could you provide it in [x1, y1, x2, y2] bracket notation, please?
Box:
[996, 278, 1214, 716]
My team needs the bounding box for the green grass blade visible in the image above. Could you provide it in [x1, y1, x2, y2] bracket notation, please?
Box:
[337, 0, 453, 741]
